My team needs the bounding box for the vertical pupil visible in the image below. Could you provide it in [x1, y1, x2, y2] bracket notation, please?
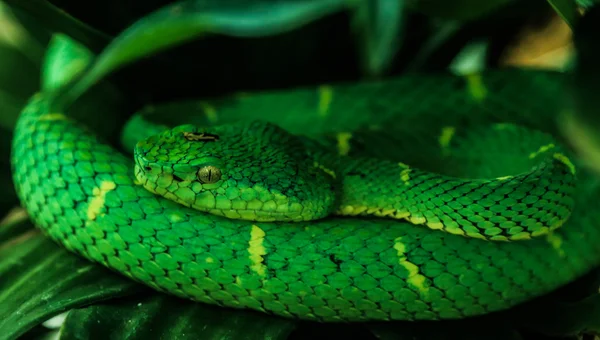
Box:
[207, 169, 212, 182]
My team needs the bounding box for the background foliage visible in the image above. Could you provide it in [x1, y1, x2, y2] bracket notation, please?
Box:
[2, 0, 600, 339]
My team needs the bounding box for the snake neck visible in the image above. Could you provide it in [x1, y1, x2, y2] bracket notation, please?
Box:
[308, 143, 576, 241]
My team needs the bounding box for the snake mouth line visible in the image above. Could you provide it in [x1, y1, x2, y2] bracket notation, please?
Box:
[209, 208, 302, 217]
[200, 205, 310, 222]
[133, 165, 311, 222]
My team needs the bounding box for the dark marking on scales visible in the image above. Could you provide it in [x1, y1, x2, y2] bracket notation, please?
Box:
[183, 132, 220, 142]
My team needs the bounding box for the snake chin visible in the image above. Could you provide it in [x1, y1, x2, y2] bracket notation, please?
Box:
[205, 208, 313, 222]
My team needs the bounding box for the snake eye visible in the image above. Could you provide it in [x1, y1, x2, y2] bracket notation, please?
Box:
[197, 165, 222, 184]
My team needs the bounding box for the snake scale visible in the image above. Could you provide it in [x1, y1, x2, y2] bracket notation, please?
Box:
[11, 68, 600, 322]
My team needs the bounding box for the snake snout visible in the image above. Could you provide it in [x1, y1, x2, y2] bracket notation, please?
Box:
[134, 154, 154, 173]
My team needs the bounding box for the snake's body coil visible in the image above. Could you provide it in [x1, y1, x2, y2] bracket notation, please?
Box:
[12, 71, 600, 322]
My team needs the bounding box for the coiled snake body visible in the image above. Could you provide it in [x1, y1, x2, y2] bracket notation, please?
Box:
[12, 69, 600, 322]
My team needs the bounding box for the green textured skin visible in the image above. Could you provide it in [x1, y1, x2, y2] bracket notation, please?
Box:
[134, 122, 337, 222]
[135, 120, 575, 241]
[12, 70, 600, 322]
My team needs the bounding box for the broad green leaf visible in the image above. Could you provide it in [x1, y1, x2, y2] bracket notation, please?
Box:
[0, 219, 144, 340]
[59, 0, 354, 108]
[42, 33, 93, 92]
[60, 294, 296, 340]
[547, 0, 579, 29]
[350, 0, 405, 77]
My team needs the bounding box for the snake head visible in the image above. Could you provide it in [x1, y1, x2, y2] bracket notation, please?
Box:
[134, 121, 337, 222]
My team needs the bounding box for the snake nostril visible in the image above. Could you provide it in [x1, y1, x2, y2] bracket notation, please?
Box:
[144, 166, 152, 171]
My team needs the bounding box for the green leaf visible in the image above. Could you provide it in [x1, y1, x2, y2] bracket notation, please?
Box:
[0, 34, 43, 130]
[546, 0, 579, 29]
[517, 293, 600, 336]
[41, 33, 132, 145]
[404, 20, 462, 72]
[367, 319, 523, 340]
[406, 0, 515, 21]
[577, 0, 598, 8]
[0, 5, 46, 219]
[0, 211, 32, 242]
[510, 269, 600, 337]
[448, 40, 488, 75]
[59, 0, 354, 108]
[0, 220, 144, 340]
[350, 0, 405, 77]
[0, 1, 48, 66]
[60, 294, 296, 340]
[0, 160, 20, 219]
[3, 0, 111, 52]
[42, 33, 94, 92]
[559, 111, 600, 176]
[562, 5, 600, 175]
[0, 86, 32, 131]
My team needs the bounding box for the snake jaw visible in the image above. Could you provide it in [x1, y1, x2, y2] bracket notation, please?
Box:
[134, 161, 320, 222]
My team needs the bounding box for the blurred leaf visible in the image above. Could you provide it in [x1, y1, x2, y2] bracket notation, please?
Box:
[0, 1, 48, 65]
[510, 268, 600, 337]
[448, 39, 488, 74]
[60, 294, 296, 340]
[367, 319, 523, 340]
[562, 5, 600, 175]
[351, 0, 405, 76]
[58, 0, 354, 108]
[0, 86, 32, 131]
[576, 0, 597, 8]
[517, 293, 600, 337]
[0, 219, 145, 340]
[546, 0, 579, 29]
[0, 3, 54, 135]
[41, 33, 133, 146]
[560, 111, 600, 176]
[0, 158, 19, 219]
[404, 20, 462, 72]
[0, 5, 46, 215]
[0, 43, 39, 99]
[4, 0, 110, 52]
[498, 13, 573, 70]
[0, 41, 42, 131]
[42, 33, 93, 92]
[0, 211, 32, 242]
[407, 0, 515, 21]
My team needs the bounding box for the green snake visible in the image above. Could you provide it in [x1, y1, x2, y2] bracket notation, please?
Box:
[12, 68, 600, 322]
